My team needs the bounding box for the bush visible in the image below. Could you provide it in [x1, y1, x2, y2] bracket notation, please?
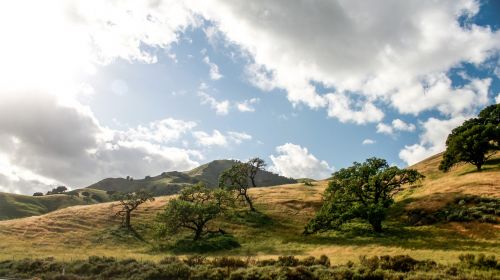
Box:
[277, 255, 300, 267]
[379, 255, 418, 272]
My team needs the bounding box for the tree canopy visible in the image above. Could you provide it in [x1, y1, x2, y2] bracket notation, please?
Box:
[156, 183, 233, 240]
[439, 104, 500, 172]
[114, 190, 154, 229]
[305, 158, 423, 233]
[219, 159, 263, 212]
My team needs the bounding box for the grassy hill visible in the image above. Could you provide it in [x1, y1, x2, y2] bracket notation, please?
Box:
[0, 154, 498, 264]
[0, 188, 110, 221]
[0, 160, 296, 221]
[88, 159, 296, 195]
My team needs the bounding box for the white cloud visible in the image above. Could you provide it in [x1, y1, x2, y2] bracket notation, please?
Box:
[203, 55, 223, 80]
[392, 119, 416, 132]
[188, 0, 499, 123]
[495, 93, 500, 104]
[362, 139, 375, 145]
[377, 119, 416, 135]
[198, 91, 230, 115]
[399, 116, 467, 165]
[236, 98, 259, 112]
[123, 118, 197, 144]
[193, 130, 228, 147]
[227, 131, 252, 144]
[192, 130, 252, 147]
[325, 93, 384, 124]
[269, 143, 333, 179]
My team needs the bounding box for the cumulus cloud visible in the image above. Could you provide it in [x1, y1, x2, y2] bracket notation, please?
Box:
[198, 91, 230, 115]
[188, 0, 499, 123]
[269, 143, 333, 179]
[399, 116, 467, 165]
[0, 91, 201, 194]
[192, 130, 252, 147]
[362, 139, 376, 145]
[203, 55, 223, 80]
[227, 131, 252, 144]
[377, 119, 416, 135]
[236, 98, 259, 112]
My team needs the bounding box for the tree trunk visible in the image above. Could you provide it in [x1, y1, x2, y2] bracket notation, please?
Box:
[370, 220, 383, 233]
[244, 194, 256, 212]
[125, 211, 131, 229]
[194, 227, 203, 241]
[476, 163, 482, 171]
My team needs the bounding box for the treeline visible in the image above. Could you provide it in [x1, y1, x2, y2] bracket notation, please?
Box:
[0, 254, 498, 280]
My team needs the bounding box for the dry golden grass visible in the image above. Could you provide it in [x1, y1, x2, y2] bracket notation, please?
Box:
[0, 154, 498, 264]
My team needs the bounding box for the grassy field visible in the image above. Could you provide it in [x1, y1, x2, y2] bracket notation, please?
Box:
[0, 154, 498, 265]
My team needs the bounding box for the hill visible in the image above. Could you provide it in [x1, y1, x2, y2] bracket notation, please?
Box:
[0, 153, 498, 264]
[87, 159, 297, 195]
[0, 188, 110, 221]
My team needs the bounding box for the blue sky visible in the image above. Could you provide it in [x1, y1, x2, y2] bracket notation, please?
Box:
[0, 0, 499, 194]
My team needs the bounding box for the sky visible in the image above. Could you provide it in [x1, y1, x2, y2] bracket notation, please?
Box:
[0, 0, 499, 194]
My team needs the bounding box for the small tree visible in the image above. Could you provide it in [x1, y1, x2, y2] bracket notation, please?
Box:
[33, 192, 44, 196]
[219, 162, 256, 211]
[305, 158, 423, 233]
[46, 185, 67, 195]
[156, 183, 232, 240]
[247, 157, 266, 188]
[114, 190, 155, 229]
[439, 104, 499, 172]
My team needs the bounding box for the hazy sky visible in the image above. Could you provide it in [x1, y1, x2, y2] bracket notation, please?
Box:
[0, 0, 499, 194]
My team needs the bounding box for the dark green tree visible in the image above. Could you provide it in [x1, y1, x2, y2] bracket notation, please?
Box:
[439, 104, 499, 172]
[247, 157, 266, 188]
[156, 183, 232, 240]
[114, 190, 155, 229]
[219, 162, 256, 211]
[305, 158, 423, 233]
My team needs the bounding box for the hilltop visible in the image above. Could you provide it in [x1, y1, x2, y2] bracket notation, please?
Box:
[88, 159, 296, 194]
[0, 153, 498, 264]
[0, 160, 296, 220]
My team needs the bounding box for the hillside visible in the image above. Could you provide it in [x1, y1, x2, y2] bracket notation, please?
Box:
[0, 188, 110, 221]
[88, 159, 296, 195]
[0, 153, 498, 264]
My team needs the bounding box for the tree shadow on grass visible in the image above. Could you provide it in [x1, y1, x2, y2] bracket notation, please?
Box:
[295, 222, 496, 252]
[458, 158, 500, 176]
[226, 209, 274, 227]
[159, 233, 241, 254]
[95, 226, 147, 244]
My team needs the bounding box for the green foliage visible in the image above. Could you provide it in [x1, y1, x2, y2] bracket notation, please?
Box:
[440, 104, 500, 172]
[156, 183, 233, 240]
[305, 158, 424, 233]
[46, 186, 68, 195]
[1, 254, 497, 280]
[219, 162, 256, 211]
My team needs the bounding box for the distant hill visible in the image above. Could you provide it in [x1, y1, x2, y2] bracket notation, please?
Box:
[87, 159, 297, 195]
[0, 188, 110, 221]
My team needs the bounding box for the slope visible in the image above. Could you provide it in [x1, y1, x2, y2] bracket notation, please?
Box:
[0, 153, 498, 264]
[0, 189, 110, 221]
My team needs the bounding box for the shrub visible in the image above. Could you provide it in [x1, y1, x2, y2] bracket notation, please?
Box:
[277, 255, 300, 267]
[379, 255, 418, 272]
